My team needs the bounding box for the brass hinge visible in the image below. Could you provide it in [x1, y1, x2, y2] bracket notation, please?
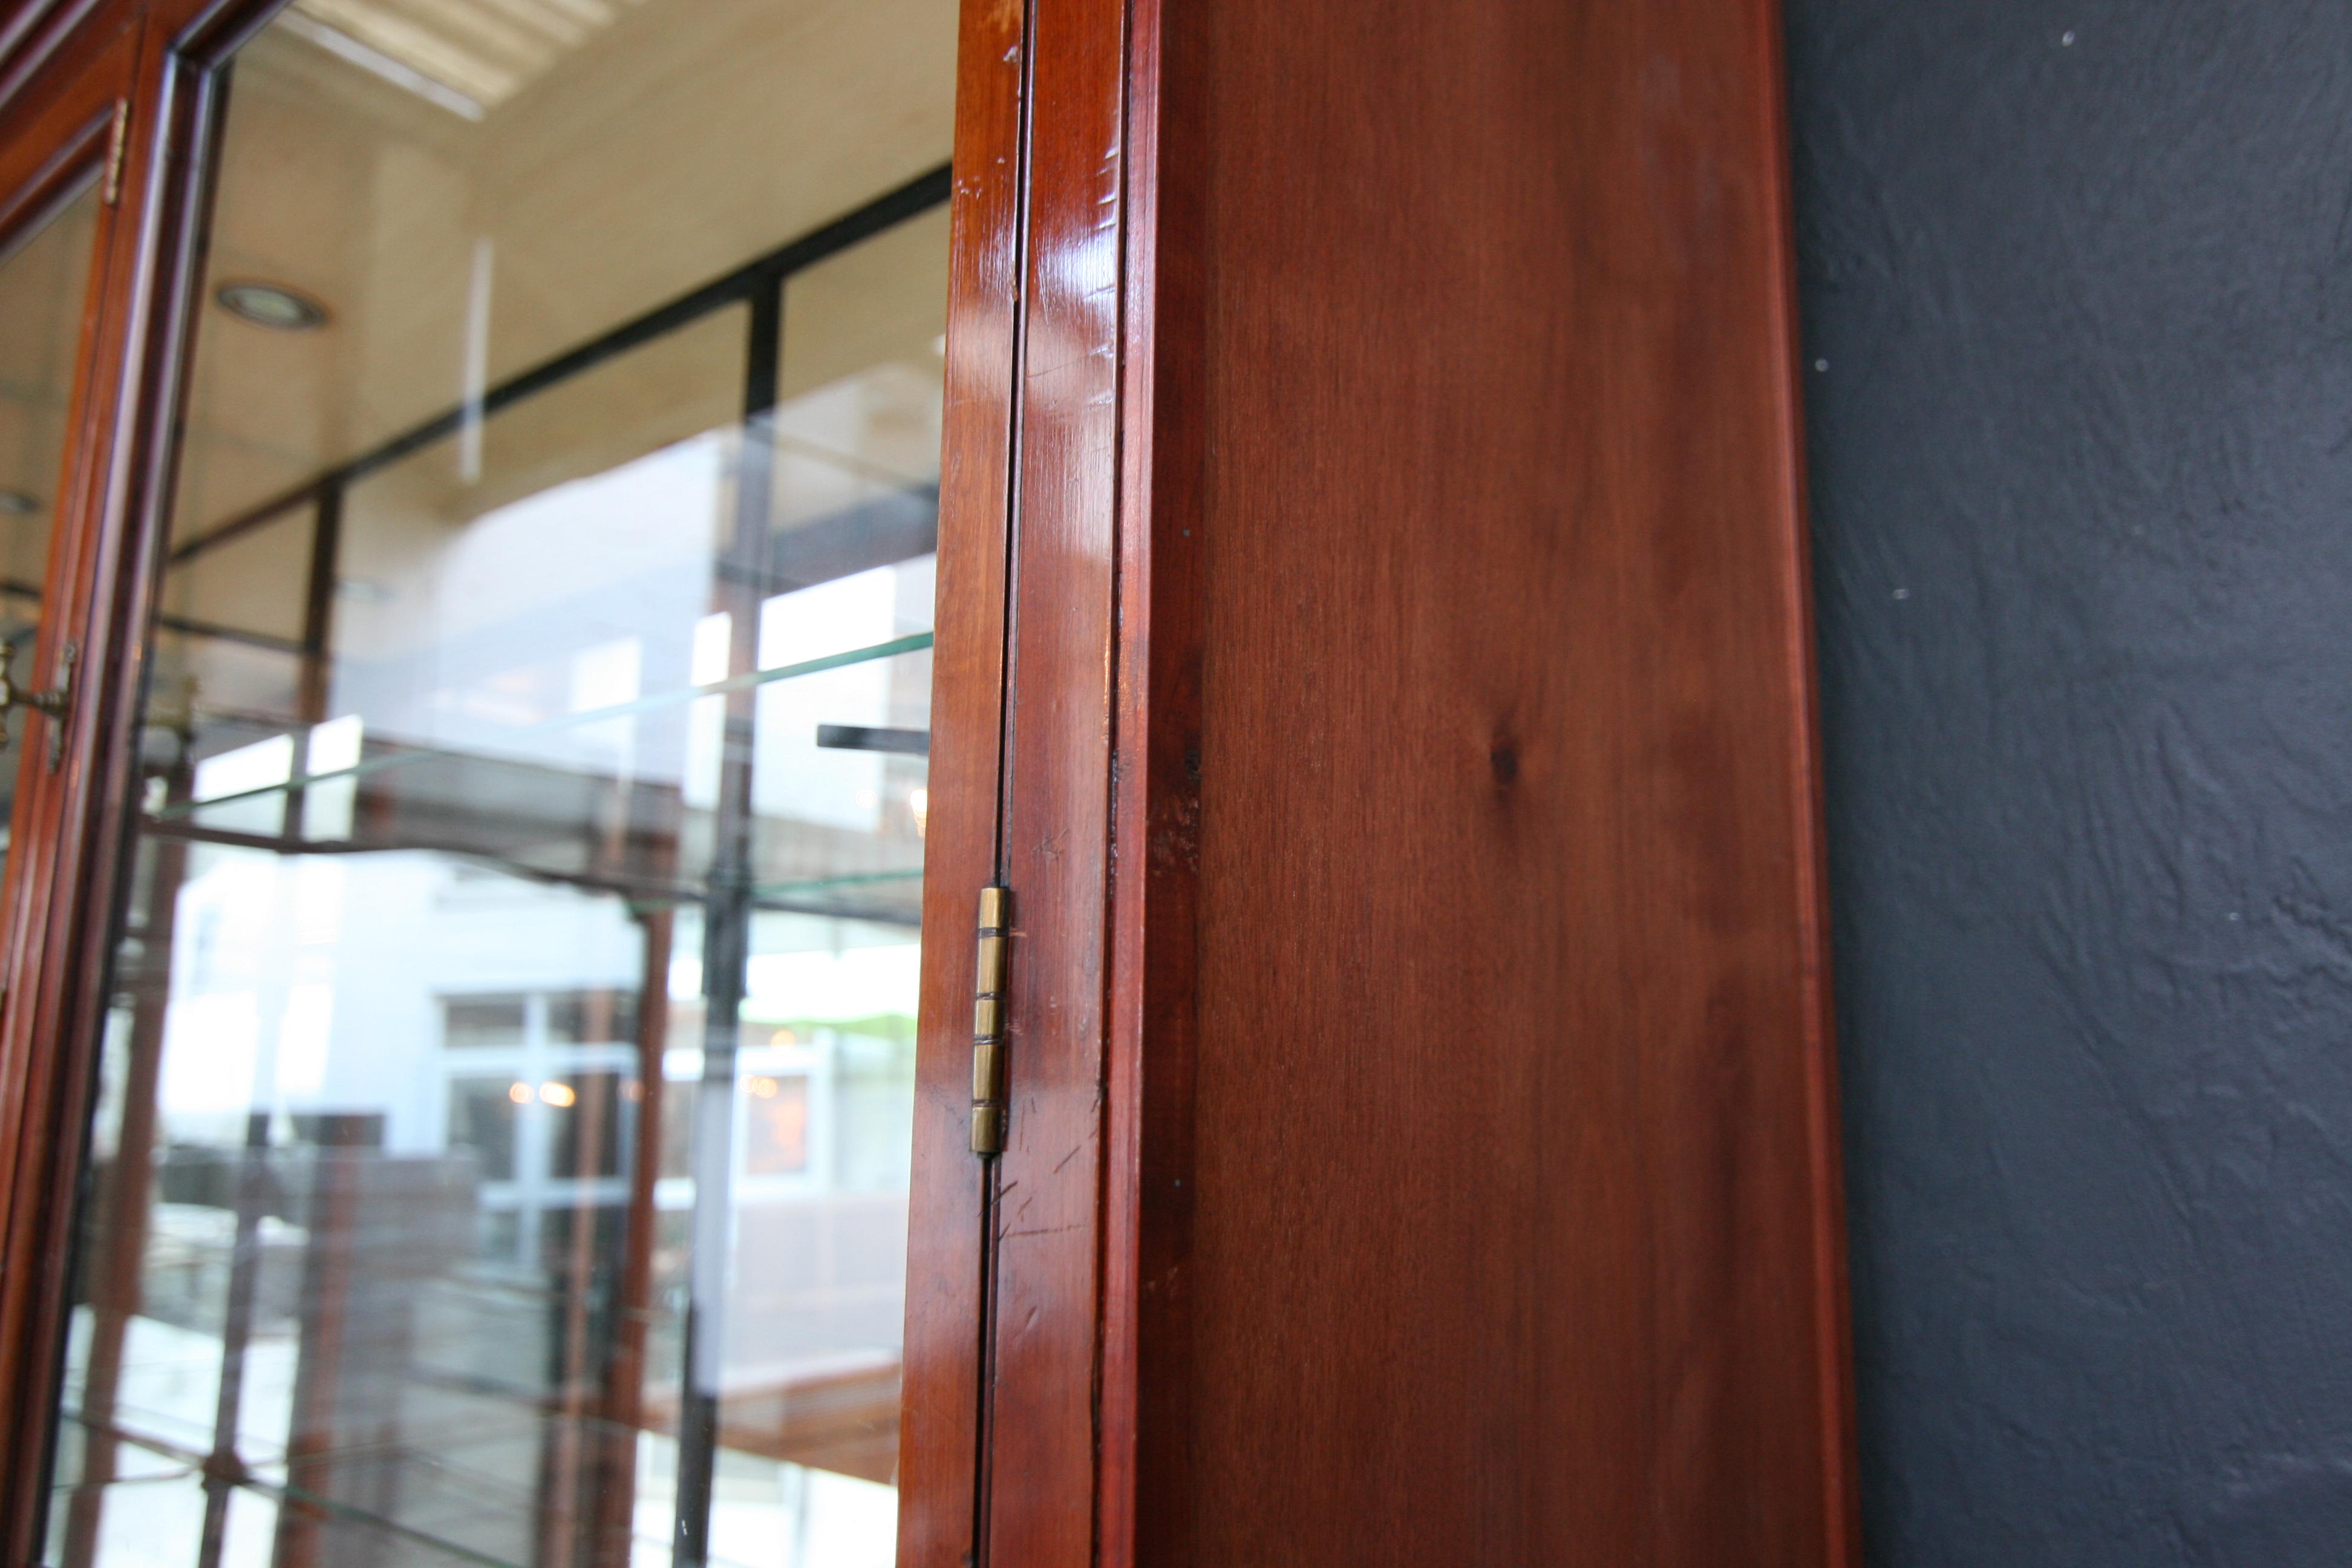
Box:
[970, 884, 1010, 1155]
[102, 100, 128, 206]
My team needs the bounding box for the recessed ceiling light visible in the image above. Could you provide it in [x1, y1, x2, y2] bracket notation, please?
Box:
[216, 281, 329, 332]
[0, 491, 41, 516]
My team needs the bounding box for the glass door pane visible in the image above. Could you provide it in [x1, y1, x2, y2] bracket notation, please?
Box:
[43, 4, 956, 1564]
[0, 178, 99, 885]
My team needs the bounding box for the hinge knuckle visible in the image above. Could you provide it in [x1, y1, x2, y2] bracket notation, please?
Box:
[970, 885, 1010, 1155]
[103, 102, 129, 206]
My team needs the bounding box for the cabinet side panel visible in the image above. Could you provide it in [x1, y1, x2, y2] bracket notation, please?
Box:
[1147, 0, 1854, 1561]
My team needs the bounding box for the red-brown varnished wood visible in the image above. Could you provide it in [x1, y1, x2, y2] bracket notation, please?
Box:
[896, 0, 1026, 1560]
[977, 0, 1128, 1558]
[0, 1, 114, 110]
[0, 2, 1857, 1563]
[1102, 0, 1858, 1564]
[1754, 0, 1863, 1547]
[1099, 0, 1201, 1560]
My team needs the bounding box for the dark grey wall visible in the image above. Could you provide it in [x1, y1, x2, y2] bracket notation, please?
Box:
[1786, 4, 2352, 1564]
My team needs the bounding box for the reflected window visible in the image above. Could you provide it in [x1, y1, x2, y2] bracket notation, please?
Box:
[547, 988, 639, 1047]
[446, 1077, 521, 1181]
[442, 995, 526, 1050]
[744, 1073, 813, 1175]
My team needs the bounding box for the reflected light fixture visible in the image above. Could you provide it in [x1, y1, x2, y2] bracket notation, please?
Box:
[216, 279, 330, 331]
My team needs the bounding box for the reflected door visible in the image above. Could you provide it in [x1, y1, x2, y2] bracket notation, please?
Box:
[0, 171, 110, 1564]
[36, 4, 972, 1566]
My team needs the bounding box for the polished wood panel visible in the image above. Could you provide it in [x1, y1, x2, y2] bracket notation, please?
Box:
[976, 0, 1128, 1555]
[1102, 0, 1857, 1563]
[893, 0, 1024, 1560]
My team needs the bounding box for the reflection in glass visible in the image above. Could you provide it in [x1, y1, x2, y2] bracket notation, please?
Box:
[0, 178, 99, 883]
[41, 2, 955, 1564]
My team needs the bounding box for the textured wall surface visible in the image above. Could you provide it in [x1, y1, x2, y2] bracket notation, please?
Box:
[1786, 3, 2352, 1563]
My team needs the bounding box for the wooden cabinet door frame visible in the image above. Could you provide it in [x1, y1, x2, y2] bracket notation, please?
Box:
[923, 0, 1861, 1564]
[897, 0, 1022, 1559]
[901, 0, 1156, 1557]
[0, 0, 1031, 1560]
[0, 0, 1856, 1562]
[900, 0, 1180, 1557]
[0, 13, 177, 1554]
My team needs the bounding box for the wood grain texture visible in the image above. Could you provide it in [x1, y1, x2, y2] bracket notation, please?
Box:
[1105, 0, 1858, 1563]
[894, 0, 1024, 1560]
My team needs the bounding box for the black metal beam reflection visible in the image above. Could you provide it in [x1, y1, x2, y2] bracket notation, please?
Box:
[671, 264, 788, 1568]
[816, 724, 930, 756]
[0, 573, 305, 653]
[170, 162, 952, 567]
[140, 820, 920, 929]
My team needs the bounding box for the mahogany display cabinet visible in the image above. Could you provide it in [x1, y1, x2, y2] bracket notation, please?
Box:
[0, 0, 1855, 1564]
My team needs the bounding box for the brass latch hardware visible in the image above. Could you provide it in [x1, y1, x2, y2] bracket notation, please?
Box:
[102, 101, 128, 206]
[0, 638, 76, 771]
[970, 884, 1010, 1155]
